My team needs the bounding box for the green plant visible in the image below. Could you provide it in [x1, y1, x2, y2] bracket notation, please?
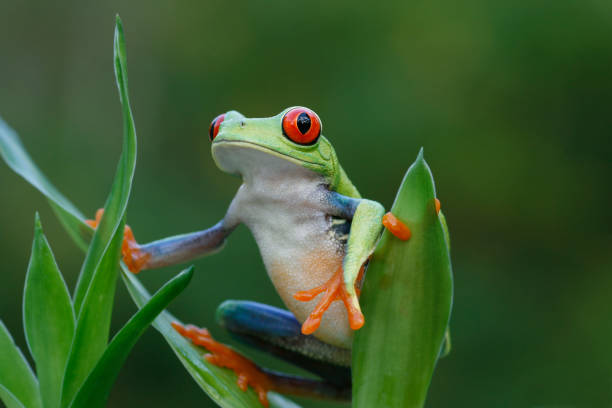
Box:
[0, 16, 452, 408]
[353, 150, 453, 407]
[0, 16, 194, 408]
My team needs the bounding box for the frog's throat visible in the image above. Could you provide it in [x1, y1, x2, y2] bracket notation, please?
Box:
[212, 140, 325, 170]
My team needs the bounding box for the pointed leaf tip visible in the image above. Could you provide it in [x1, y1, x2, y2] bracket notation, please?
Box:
[33, 212, 42, 231]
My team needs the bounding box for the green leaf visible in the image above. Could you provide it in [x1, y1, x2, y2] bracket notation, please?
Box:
[68, 268, 194, 408]
[0, 385, 26, 408]
[0, 118, 90, 250]
[352, 149, 453, 408]
[0, 321, 42, 408]
[0, 120, 85, 223]
[121, 267, 300, 408]
[72, 14, 137, 315]
[23, 215, 75, 408]
[60, 16, 137, 408]
[60, 220, 124, 407]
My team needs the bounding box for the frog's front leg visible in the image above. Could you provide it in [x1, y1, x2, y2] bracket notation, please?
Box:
[294, 190, 416, 335]
[86, 209, 236, 273]
[294, 193, 385, 334]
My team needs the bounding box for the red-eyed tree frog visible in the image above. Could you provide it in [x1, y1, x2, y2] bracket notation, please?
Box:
[87, 107, 428, 406]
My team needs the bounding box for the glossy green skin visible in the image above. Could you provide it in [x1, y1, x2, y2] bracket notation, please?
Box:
[212, 108, 360, 197]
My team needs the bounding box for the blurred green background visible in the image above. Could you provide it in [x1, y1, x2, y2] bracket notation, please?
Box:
[1, 0, 611, 407]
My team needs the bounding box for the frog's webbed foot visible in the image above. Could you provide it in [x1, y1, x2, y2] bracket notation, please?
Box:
[85, 208, 150, 274]
[171, 321, 273, 407]
[294, 266, 365, 335]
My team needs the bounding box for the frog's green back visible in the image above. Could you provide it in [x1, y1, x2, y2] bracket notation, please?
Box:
[318, 136, 361, 199]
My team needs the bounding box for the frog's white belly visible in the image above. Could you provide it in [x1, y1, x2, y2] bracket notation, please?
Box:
[228, 166, 352, 349]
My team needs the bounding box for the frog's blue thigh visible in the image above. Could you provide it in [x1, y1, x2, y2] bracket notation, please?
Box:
[216, 300, 351, 388]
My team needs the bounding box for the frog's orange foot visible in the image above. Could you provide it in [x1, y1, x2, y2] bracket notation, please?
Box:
[293, 266, 365, 335]
[85, 208, 150, 274]
[171, 321, 272, 407]
[382, 212, 411, 241]
[85, 208, 105, 229]
[121, 225, 150, 274]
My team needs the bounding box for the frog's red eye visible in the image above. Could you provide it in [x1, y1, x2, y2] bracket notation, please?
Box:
[282, 107, 321, 145]
[209, 113, 225, 141]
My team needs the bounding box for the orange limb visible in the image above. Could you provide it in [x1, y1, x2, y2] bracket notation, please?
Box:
[435, 198, 441, 214]
[293, 265, 365, 335]
[171, 321, 272, 407]
[85, 208, 151, 274]
[382, 212, 411, 241]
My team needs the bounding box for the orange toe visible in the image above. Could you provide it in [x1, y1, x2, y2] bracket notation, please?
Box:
[85, 208, 149, 274]
[121, 225, 150, 274]
[434, 198, 441, 214]
[85, 208, 105, 228]
[382, 212, 411, 241]
[294, 265, 365, 335]
[172, 321, 272, 407]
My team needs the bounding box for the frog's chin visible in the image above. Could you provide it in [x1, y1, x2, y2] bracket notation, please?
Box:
[211, 140, 316, 178]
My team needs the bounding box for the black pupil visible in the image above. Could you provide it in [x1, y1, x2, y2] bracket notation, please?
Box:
[296, 112, 311, 134]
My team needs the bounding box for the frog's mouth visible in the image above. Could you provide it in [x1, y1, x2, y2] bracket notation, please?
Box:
[212, 140, 323, 175]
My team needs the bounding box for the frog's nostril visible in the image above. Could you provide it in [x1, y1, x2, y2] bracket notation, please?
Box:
[209, 113, 226, 141]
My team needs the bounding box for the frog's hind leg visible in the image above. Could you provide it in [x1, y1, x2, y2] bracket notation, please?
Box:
[216, 300, 351, 386]
[174, 300, 351, 405]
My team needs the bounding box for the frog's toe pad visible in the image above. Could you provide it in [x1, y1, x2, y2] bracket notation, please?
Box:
[172, 321, 272, 407]
[382, 212, 411, 241]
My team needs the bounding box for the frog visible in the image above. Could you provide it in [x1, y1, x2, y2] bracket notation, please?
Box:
[87, 106, 426, 406]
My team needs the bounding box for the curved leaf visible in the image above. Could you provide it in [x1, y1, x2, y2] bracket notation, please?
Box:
[68, 268, 194, 408]
[0, 321, 42, 408]
[60, 16, 138, 407]
[72, 14, 137, 315]
[0, 384, 26, 408]
[60, 220, 125, 407]
[23, 215, 75, 408]
[121, 268, 300, 408]
[352, 149, 453, 408]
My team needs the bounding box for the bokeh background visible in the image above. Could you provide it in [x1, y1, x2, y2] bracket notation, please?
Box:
[1, 1, 611, 407]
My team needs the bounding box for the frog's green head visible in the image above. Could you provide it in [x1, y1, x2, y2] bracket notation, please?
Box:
[209, 107, 339, 183]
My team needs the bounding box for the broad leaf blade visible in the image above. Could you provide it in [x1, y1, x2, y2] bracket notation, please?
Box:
[352, 149, 453, 408]
[23, 215, 75, 408]
[121, 268, 300, 408]
[0, 321, 42, 408]
[69, 268, 194, 408]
